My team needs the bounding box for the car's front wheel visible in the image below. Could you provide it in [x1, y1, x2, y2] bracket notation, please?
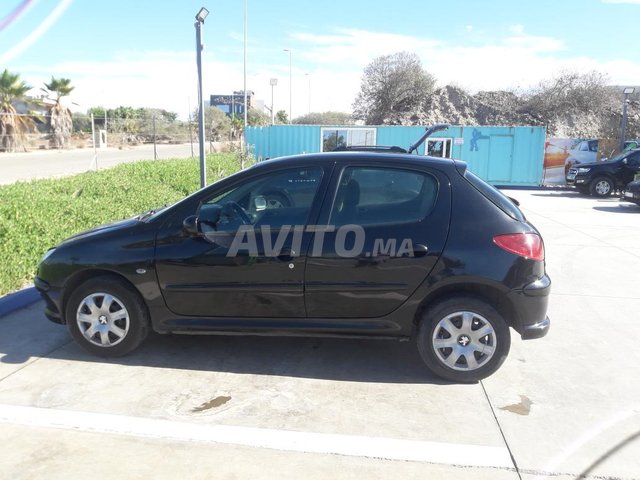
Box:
[65, 276, 149, 357]
[416, 297, 510, 383]
[590, 176, 614, 197]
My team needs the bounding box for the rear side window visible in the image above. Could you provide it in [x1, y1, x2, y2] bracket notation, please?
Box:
[329, 166, 438, 226]
[464, 170, 525, 221]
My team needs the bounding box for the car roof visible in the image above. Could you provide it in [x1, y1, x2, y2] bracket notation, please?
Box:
[255, 151, 461, 171]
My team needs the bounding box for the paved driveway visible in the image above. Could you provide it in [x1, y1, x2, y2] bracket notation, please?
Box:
[0, 144, 195, 185]
[0, 190, 638, 479]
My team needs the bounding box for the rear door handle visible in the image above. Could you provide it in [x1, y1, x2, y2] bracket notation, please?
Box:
[412, 244, 429, 258]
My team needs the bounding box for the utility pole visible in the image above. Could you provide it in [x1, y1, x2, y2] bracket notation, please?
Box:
[243, 0, 248, 129]
[621, 87, 635, 152]
[270, 78, 278, 124]
[283, 48, 292, 123]
[305, 73, 311, 115]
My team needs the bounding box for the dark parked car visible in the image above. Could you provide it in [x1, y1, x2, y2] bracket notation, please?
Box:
[622, 179, 640, 205]
[566, 148, 640, 197]
[36, 132, 551, 383]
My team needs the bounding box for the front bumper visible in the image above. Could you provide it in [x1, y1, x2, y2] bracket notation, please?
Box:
[566, 176, 588, 186]
[34, 276, 64, 324]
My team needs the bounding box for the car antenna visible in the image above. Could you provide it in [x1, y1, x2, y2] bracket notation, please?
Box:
[408, 124, 451, 154]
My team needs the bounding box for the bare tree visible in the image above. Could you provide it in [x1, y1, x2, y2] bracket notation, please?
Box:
[353, 52, 436, 125]
[523, 71, 612, 119]
[293, 111, 353, 125]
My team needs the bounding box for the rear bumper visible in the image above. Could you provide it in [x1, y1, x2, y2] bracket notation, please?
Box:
[508, 274, 551, 340]
[522, 316, 551, 340]
[34, 276, 64, 324]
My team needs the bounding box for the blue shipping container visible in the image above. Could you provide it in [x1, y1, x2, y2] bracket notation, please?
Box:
[245, 125, 546, 186]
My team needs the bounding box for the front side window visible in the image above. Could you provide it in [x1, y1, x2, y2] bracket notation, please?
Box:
[329, 167, 438, 226]
[199, 167, 323, 232]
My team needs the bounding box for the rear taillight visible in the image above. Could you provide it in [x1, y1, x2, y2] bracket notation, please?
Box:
[493, 233, 544, 261]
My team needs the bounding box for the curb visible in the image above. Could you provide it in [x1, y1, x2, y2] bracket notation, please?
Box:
[0, 286, 40, 318]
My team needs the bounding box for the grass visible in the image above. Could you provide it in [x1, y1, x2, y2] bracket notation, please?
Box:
[0, 153, 242, 296]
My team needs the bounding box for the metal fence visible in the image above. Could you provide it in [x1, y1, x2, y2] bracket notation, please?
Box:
[0, 111, 237, 154]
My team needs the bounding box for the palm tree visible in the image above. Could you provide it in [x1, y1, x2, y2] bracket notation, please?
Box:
[0, 69, 36, 152]
[44, 77, 74, 149]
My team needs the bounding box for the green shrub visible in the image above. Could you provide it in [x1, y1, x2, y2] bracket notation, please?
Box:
[0, 153, 240, 295]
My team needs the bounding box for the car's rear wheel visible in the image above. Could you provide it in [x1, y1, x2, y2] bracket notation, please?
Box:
[65, 276, 149, 357]
[590, 177, 614, 197]
[416, 297, 510, 383]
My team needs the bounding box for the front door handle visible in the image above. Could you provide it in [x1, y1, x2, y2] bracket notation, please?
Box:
[277, 248, 295, 262]
[412, 244, 429, 258]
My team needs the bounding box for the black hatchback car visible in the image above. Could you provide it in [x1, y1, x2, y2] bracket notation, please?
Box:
[36, 149, 551, 382]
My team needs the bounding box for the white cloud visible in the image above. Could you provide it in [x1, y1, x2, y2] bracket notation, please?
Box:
[12, 26, 640, 120]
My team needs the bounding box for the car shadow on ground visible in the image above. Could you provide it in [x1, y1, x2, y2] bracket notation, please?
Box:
[593, 205, 640, 213]
[0, 326, 453, 385]
[530, 192, 590, 198]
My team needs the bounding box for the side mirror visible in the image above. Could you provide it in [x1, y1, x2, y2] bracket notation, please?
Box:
[254, 195, 267, 211]
[507, 196, 520, 207]
[183, 215, 199, 236]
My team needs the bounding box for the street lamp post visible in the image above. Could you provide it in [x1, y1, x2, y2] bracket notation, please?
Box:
[269, 78, 278, 124]
[195, 7, 209, 189]
[283, 48, 292, 123]
[621, 87, 635, 152]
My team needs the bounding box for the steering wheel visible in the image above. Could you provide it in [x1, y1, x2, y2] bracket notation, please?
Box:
[223, 201, 252, 225]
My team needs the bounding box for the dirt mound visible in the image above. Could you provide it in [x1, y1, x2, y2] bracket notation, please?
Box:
[384, 85, 640, 139]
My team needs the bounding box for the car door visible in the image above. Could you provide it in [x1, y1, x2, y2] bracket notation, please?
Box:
[304, 162, 451, 319]
[154, 165, 328, 319]
[622, 151, 640, 184]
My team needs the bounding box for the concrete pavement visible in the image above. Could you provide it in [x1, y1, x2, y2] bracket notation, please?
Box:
[0, 143, 196, 185]
[0, 190, 639, 479]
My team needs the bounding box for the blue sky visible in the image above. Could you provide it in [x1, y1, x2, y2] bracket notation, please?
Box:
[2, 0, 640, 119]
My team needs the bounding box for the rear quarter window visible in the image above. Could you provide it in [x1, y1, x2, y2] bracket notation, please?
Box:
[464, 171, 525, 222]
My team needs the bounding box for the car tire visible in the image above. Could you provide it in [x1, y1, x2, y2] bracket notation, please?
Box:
[65, 276, 149, 357]
[589, 177, 614, 197]
[416, 297, 511, 383]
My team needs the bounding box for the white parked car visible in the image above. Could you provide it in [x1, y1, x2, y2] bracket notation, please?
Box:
[564, 139, 598, 175]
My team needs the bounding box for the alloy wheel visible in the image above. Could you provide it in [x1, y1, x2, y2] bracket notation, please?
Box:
[431, 311, 497, 371]
[595, 180, 612, 196]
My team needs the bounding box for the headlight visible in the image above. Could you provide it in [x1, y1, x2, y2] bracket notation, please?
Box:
[577, 168, 591, 173]
[41, 248, 56, 263]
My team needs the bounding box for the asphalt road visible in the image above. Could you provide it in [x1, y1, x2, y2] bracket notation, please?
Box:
[0, 191, 639, 479]
[0, 143, 196, 185]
